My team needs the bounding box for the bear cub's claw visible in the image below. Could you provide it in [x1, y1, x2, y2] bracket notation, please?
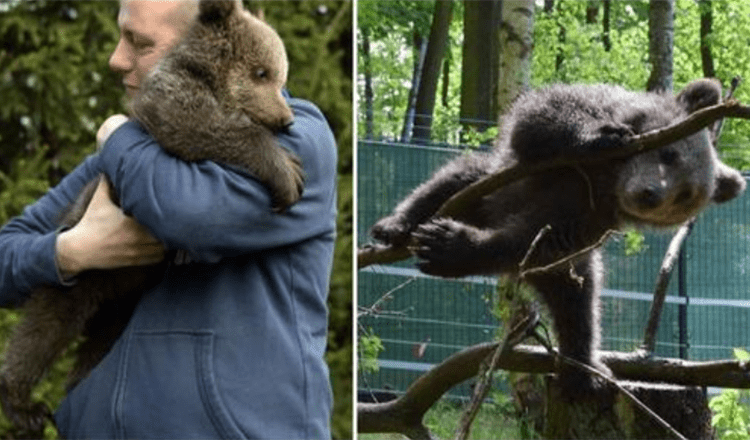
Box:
[370, 214, 414, 246]
[271, 150, 305, 212]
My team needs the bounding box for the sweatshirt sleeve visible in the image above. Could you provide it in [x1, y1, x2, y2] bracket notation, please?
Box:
[98, 97, 338, 262]
[0, 156, 101, 305]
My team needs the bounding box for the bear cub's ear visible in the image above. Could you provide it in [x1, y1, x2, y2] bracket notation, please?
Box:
[713, 161, 747, 203]
[199, 0, 239, 24]
[676, 78, 722, 114]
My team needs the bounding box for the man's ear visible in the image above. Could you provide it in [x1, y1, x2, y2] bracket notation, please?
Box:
[676, 78, 722, 114]
[198, 0, 239, 25]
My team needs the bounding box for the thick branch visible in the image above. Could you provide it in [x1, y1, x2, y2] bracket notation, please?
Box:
[358, 343, 750, 436]
[358, 99, 750, 269]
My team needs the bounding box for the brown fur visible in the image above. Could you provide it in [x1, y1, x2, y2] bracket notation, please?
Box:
[132, 0, 303, 210]
[371, 79, 745, 396]
[0, 0, 301, 434]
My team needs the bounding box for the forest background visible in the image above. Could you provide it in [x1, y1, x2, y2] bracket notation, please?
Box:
[358, 0, 750, 169]
[0, 1, 352, 439]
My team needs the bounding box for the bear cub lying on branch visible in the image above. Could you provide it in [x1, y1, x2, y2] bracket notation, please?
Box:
[371, 79, 745, 394]
[0, 0, 302, 433]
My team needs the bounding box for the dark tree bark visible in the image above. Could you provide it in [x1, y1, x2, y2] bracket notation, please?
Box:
[586, 0, 599, 24]
[401, 31, 427, 143]
[441, 55, 450, 108]
[646, 0, 674, 92]
[603, 0, 611, 51]
[361, 27, 374, 140]
[699, 0, 716, 78]
[411, 0, 453, 144]
[459, 0, 501, 140]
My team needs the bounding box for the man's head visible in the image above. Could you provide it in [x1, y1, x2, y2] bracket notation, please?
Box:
[109, 0, 198, 98]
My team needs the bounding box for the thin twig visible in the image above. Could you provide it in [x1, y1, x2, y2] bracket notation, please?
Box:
[519, 230, 618, 279]
[357, 276, 416, 318]
[453, 343, 503, 440]
[454, 311, 539, 440]
[711, 76, 741, 145]
[518, 225, 552, 272]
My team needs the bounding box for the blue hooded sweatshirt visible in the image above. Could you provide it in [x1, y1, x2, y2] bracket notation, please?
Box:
[0, 97, 336, 439]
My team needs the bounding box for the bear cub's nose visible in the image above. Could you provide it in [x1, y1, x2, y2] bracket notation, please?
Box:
[635, 187, 663, 209]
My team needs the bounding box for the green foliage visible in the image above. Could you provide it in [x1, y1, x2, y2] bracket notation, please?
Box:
[533, 1, 650, 89]
[358, 0, 465, 143]
[0, 1, 121, 180]
[709, 349, 750, 440]
[623, 228, 646, 256]
[534, 0, 750, 169]
[462, 126, 499, 149]
[422, 397, 537, 440]
[710, 390, 750, 440]
[361, 0, 750, 169]
[358, 332, 384, 374]
[0, 1, 352, 438]
[359, 395, 538, 440]
[0, 145, 50, 224]
[358, 0, 434, 40]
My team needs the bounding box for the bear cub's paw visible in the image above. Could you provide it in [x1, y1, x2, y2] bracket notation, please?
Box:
[370, 214, 415, 246]
[271, 150, 305, 212]
[579, 121, 635, 154]
[410, 218, 482, 277]
[0, 377, 51, 436]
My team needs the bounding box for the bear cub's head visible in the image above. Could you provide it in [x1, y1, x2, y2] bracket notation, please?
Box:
[616, 79, 746, 226]
[193, 0, 293, 130]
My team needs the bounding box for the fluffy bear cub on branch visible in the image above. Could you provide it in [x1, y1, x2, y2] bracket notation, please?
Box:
[371, 79, 746, 395]
[0, 0, 301, 434]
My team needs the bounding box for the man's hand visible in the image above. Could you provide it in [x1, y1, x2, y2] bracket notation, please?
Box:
[96, 114, 130, 150]
[56, 178, 166, 278]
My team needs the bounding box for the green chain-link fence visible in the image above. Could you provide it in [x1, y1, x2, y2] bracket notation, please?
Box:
[358, 139, 750, 399]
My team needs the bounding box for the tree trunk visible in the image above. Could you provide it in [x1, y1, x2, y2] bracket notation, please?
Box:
[545, 376, 714, 439]
[361, 27, 374, 140]
[699, 0, 716, 79]
[602, 0, 611, 51]
[460, 0, 501, 140]
[498, 0, 535, 116]
[646, 0, 674, 93]
[401, 31, 427, 143]
[586, 0, 599, 24]
[411, 0, 454, 144]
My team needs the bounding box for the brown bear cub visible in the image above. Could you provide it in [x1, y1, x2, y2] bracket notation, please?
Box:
[371, 79, 745, 396]
[0, 0, 301, 434]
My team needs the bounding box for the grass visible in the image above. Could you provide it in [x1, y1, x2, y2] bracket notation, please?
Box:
[359, 394, 541, 440]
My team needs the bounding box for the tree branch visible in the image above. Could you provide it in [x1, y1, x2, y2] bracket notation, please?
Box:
[358, 99, 750, 269]
[641, 219, 695, 353]
[357, 343, 750, 438]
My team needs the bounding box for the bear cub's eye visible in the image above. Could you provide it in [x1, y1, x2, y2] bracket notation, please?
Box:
[254, 67, 268, 80]
[659, 149, 678, 165]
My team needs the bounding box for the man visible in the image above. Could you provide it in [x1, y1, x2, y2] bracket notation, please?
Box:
[0, 0, 337, 438]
